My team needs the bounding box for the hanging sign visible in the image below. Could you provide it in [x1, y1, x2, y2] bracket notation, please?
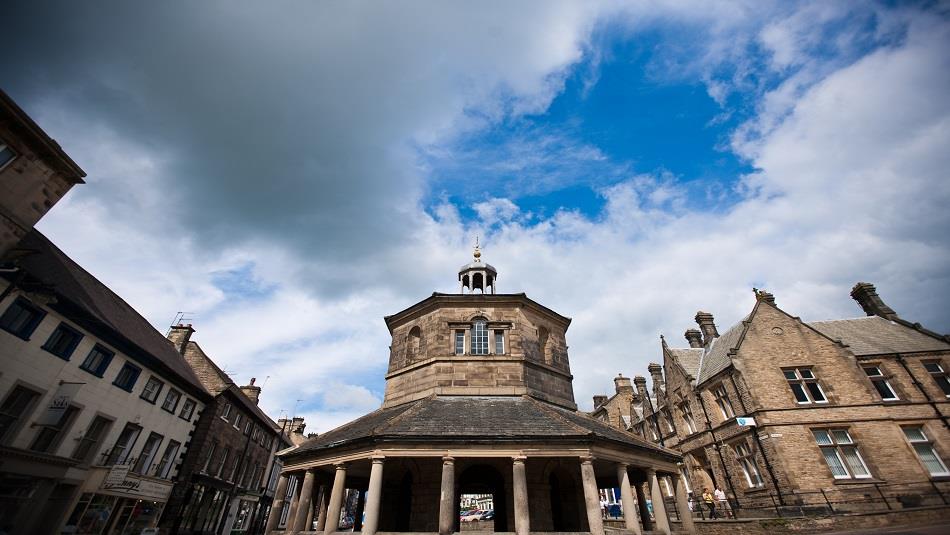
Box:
[36, 382, 82, 426]
[736, 416, 757, 426]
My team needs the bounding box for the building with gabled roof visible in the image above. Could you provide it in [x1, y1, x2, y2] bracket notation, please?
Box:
[625, 283, 950, 517]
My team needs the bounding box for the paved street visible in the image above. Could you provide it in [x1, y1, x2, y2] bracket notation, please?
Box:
[820, 524, 950, 535]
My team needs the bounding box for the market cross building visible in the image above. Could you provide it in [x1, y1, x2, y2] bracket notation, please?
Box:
[268, 246, 688, 535]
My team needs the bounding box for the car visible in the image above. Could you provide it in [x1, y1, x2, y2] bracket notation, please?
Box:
[460, 510, 482, 522]
[481, 510, 495, 520]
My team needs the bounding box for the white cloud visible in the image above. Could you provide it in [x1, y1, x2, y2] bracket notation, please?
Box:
[24, 1, 950, 431]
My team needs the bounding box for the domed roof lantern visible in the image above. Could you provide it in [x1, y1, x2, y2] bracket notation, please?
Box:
[458, 237, 497, 294]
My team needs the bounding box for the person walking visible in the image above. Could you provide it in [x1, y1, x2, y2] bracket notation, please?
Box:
[702, 488, 718, 519]
[714, 487, 731, 519]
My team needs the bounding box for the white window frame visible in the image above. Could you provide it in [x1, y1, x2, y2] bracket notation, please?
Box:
[862, 365, 899, 401]
[813, 429, 872, 480]
[712, 384, 735, 420]
[784, 367, 828, 404]
[902, 426, 950, 477]
[221, 402, 232, 421]
[470, 320, 488, 355]
[493, 329, 505, 355]
[923, 362, 950, 397]
[679, 401, 697, 434]
[733, 440, 764, 488]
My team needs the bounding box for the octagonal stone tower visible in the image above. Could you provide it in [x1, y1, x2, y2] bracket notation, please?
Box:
[382, 246, 576, 409]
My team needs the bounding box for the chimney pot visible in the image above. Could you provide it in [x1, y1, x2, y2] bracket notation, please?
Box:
[850, 282, 897, 320]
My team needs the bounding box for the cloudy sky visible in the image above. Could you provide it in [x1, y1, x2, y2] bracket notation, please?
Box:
[4, 1, 949, 432]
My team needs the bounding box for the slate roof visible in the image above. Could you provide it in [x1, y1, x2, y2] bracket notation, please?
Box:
[288, 395, 677, 459]
[5, 230, 208, 398]
[696, 316, 749, 385]
[669, 348, 703, 379]
[809, 316, 950, 356]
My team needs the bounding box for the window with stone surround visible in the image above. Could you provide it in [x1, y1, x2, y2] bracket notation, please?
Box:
[902, 426, 949, 477]
[813, 429, 871, 479]
[862, 365, 898, 401]
[407, 326, 422, 359]
[733, 439, 764, 487]
[470, 319, 488, 355]
[494, 329, 505, 355]
[679, 401, 697, 434]
[72, 415, 113, 462]
[0, 385, 41, 445]
[712, 384, 735, 420]
[923, 362, 950, 397]
[783, 367, 827, 404]
[30, 404, 80, 453]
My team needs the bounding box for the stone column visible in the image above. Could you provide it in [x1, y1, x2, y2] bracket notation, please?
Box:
[512, 456, 530, 535]
[286, 473, 302, 532]
[363, 457, 385, 535]
[438, 456, 455, 535]
[580, 456, 605, 535]
[674, 473, 696, 534]
[324, 463, 348, 534]
[648, 469, 671, 535]
[264, 473, 290, 534]
[315, 484, 329, 531]
[292, 469, 317, 533]
[616, 464, 642, 535]
[635, 480, 653, 530]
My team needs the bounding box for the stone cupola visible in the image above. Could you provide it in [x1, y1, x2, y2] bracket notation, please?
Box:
[458, 238, 497, 294]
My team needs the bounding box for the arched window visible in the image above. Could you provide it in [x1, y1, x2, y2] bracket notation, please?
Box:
[470, 319, 488, 355]
[538, 326, 550, 363]
[407, 326, 422, 360]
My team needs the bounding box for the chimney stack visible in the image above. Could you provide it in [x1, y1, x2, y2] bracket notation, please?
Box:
[633, 375, 649, 402]
[754, 288, 776, 306]
[695, 312, 719, 346]
[593, 395, 608, 407]
[614, 374, 633, 395]
[648, 362, 664, 394]
[167, 323, 194, 355]
[240, 377, 261, 405]
[851, 282, 897, 320]
[291, 416, 306, 435]
[684, 329, 703, 348]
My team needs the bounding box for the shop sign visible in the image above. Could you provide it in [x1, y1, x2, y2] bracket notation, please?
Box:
[735, 416, 756, 426]
[101, 469, 172, 501]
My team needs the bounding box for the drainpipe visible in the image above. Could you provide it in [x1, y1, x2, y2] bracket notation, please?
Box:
[728, 374, 784, 505]
[896, 354, 950, 429]
[695, 389, 737, 502]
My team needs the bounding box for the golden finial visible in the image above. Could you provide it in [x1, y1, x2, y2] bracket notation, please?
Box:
[473, 236, 481, 261]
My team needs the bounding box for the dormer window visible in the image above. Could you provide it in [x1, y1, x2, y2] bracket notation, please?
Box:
[471, 319, 488, 355]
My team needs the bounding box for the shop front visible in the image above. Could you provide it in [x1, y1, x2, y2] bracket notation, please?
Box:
[62, 465, 173, 534]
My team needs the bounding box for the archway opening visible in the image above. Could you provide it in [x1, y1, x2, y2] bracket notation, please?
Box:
[548, 466, 585, 531]
[457, 464, 507, 532]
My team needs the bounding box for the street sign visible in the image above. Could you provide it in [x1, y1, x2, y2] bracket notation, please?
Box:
[736, 416, 756, 426]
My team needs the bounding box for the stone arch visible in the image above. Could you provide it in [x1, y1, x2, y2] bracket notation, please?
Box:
[407, 326, 422, 360]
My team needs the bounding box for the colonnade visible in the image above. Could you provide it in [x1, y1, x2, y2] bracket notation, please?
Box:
[264, 455, 694, 535]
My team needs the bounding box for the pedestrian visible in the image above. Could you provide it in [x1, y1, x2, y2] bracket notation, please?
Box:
[714, 487, 731, 519]
[702, 487, 718, 519]
[687, 491, 695, 512]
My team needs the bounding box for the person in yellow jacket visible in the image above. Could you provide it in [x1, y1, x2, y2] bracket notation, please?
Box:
[701, 488, 718, 519]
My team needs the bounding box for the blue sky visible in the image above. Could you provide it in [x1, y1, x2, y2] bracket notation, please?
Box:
[4, 1, 949, 431]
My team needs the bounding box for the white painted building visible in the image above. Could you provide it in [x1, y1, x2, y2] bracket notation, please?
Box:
[0, 230, 211, 534]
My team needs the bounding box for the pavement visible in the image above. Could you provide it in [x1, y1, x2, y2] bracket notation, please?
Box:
[819, 524, 950, 535]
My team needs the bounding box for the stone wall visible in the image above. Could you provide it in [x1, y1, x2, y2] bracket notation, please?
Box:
[671, 505, 950, 534]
